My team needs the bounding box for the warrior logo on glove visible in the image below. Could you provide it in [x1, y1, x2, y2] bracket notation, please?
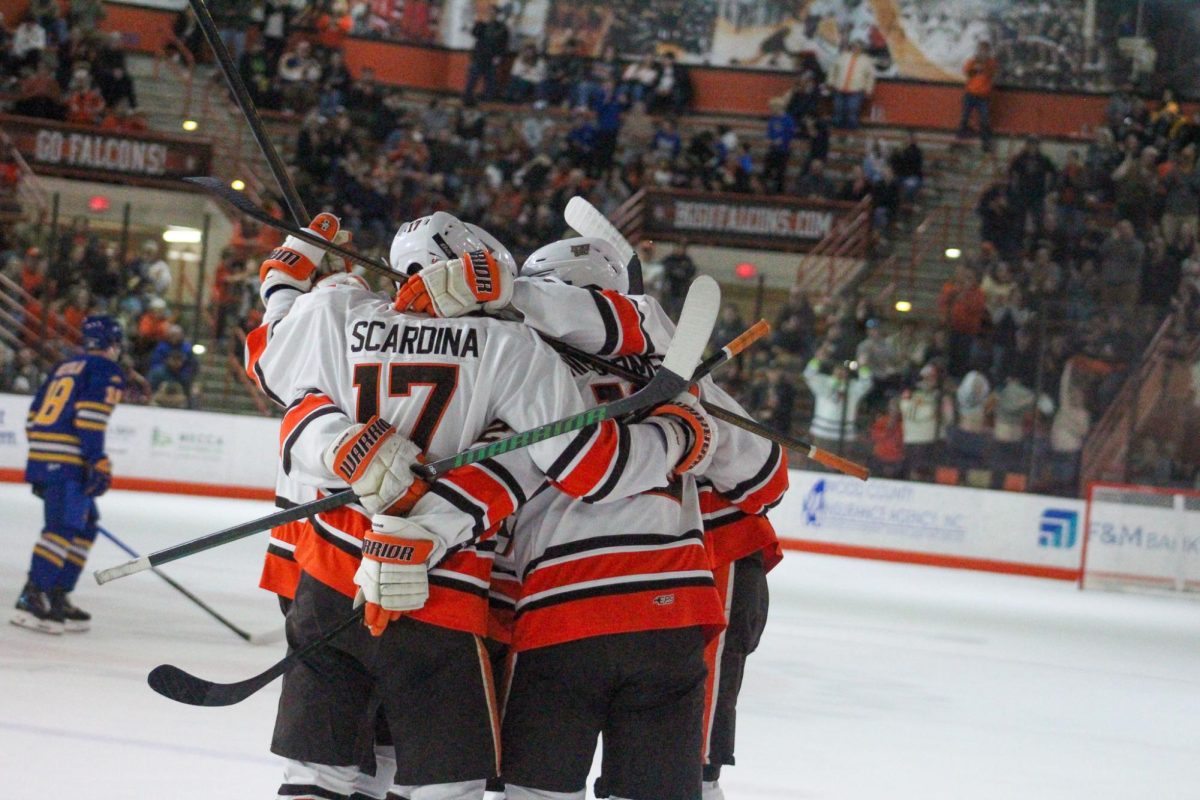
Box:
[361, 536, 435, 564]
[466, 249, 497, 299]
[331, 417, 395, 484]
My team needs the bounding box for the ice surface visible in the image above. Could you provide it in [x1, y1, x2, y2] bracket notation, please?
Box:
[2, 484, 1199, 798]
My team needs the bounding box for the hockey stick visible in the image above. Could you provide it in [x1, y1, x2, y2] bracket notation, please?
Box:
[185, 0, 308, 224]
[145, 285, 755, 708]
[563, 198, 868, 480]
[547, 326, 870, 481]
[564, 196, 643, 294]
[102, 300, 761, 590]
[97, 527, 281, 644]
[185, 176, 393, 274]
[187, 177, 858, 477]
[94, 491, 353, 585]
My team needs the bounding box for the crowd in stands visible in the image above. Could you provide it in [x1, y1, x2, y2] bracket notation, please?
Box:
[1, 3, 1196, 494]
[0, 220, 201, 409]
[708, 87, 1200, 495]
[0, 2, 145, 132]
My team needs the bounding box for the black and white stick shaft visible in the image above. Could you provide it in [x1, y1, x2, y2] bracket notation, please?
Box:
[185, 0, 308, 224]
[93, 491, 354, 584]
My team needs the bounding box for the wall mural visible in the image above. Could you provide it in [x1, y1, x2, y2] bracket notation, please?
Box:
[393, 0, 1196, 97]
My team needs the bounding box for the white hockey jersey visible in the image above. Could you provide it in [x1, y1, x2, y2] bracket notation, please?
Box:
[500, 278, 789, 652]
[246, 278, 679, 635]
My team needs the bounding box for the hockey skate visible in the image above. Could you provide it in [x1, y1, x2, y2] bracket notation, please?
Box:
[50, 588, 91, 633]
[10, 581, 64, 635]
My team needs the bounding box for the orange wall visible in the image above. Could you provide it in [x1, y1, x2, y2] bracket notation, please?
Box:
[37, 2, 1177, 140]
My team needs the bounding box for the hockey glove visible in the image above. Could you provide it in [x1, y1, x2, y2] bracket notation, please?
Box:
[83, 456, 112, 497]
[393, 249, 513, 318]
[645, 390, 718, 477]
[323, 417, 429, 516]
[353, 515, 447, 635]
[259, 212, 343, 298]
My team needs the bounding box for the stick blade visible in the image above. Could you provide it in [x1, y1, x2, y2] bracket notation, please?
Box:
[148, 664, 261, 707]
[564, 196, 636, 264]
[94, 555, 151, 585]
[184, 176, 264, 219]
[661, 276, 721, 381]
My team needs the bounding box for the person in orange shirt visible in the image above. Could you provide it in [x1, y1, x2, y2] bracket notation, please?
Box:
[938, 263, 988, 377]
[958, 41, 997, 152]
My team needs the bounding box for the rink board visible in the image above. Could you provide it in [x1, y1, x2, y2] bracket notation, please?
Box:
[0, 393, 277, 498]
[1, 393, 1090, 578]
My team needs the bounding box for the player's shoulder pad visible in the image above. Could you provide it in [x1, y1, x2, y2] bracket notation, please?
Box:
[85, 353, 124, 381]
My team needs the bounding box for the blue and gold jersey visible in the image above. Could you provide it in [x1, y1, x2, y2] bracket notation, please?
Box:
[24, 353, 123, 485]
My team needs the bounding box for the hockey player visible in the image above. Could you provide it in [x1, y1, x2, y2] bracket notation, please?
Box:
[249, 212, 715, 800]
[398, 235, 787, 796]
[397, 235, 788, 800]
[12, 315, 123, 634]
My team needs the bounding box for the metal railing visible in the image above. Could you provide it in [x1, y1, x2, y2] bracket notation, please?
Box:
[793, 195, 872, 297]
[1079, 312, 1200, 487]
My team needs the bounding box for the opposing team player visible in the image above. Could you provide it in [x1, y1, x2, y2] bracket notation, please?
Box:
[248, 211, 715, 800]
[12, 315, 123, 634]
[397, 234, 788, 800]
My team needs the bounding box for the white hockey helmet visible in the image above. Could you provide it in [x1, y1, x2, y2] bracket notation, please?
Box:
[466, 223, 518, 278]
[520, 237, 628, 293]
[389, 212, 483, 277]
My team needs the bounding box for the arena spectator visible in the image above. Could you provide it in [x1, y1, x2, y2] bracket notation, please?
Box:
[869, 397, 905, 479]
[13, 60, 63, 119]
[1158, 148, 1200, 245]
[648, 52, 691, 115]
[958, 41, 997, 151]
[899, 363, 944, 480]
[890, 131, 925, 202]
[938, 264, 989, 377]
[748, 364, 798, 436]
[148, 325, 197, 404]
[620, 54, 659, 104]
[1111, 142, 1157, 233]
[660, 240, 696, 319]
[795, 158, 837, 200]
[1008, 136, 1057, 239]
[277, 39, 322, 111]
[463, 5, 509, 105]
[12, 17, 47, 72]
[991, 376, 1038, 472]
[804, 344, 873, 452]
[64, 68, 105, 125]
[507, 44, 546, 104]
[763, 96, 795, 195]
[827, 40, 875, 130]
[948, 365, 991, 465]
[1098, 220, 1145, 307]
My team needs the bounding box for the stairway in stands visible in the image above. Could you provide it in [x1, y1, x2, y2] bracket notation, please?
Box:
[854, 140, 1001, 323]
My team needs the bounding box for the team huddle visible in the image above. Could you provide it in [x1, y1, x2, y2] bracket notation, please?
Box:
[13, 205, 788, 800]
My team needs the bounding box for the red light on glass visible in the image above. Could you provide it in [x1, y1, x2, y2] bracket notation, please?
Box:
[734, 262, 757, 279]
[88, 195, 110, 213]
